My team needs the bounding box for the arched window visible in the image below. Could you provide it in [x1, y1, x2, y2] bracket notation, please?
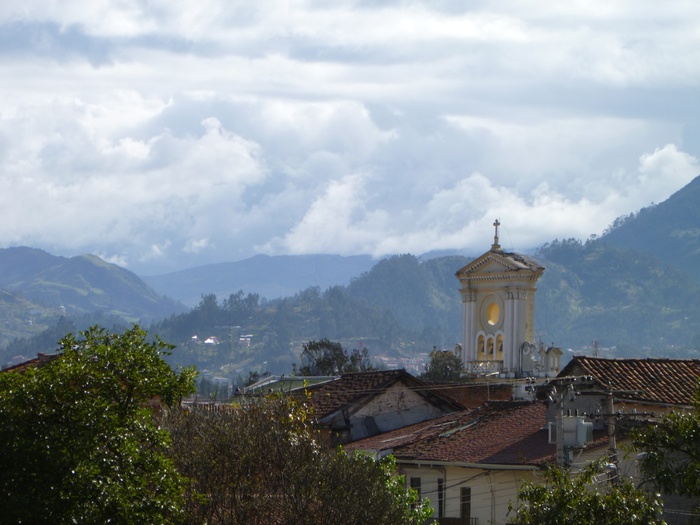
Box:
[496, 334, 504, 360]
[477, 335, 485, 361]
[486, 338, 494, 359]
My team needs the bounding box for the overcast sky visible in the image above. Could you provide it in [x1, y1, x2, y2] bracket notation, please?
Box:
[1, 1, 699, 275]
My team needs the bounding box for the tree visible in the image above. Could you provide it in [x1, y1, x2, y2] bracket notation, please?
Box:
[299, 338, 375, 375]
[420, 347, 464, 382]
[633, 399, 700, 514]
[0, 325, 196, 525]
[508, 460, 665, 525]
[160, 394, 432, 525]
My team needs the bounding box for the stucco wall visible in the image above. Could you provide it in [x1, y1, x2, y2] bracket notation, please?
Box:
[348, 382, 448, 441]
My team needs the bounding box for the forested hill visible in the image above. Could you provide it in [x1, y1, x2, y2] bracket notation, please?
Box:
[598, 173, 700, 283]
[534, 239, 700, 354]
[0, 247, 184, 349]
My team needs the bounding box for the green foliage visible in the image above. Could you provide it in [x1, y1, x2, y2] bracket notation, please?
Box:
[420, 347, 464, 382]
[0, 325, 196, 525]
[299, 338, 375, 375]
[509, 460, 665, 525]
[634, 402, 700, 500]
[160, 394, 432, 525]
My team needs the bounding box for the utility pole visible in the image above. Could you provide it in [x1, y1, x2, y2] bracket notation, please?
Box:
[607, 387, 618, 483]
[556, 385, 566, 466]
[549, 375, 596, 467]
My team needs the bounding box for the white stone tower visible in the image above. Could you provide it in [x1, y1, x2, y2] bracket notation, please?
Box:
[455, 220, 550, 377]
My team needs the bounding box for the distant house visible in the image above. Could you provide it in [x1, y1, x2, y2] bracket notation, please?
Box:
[302, 369, 465, 445]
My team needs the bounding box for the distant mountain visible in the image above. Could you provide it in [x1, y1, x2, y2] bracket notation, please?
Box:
[143, 254, 377, 306]
[0, 247, 184, 327]
[5, 175, 700, 369]
[599, 174, 700, 283]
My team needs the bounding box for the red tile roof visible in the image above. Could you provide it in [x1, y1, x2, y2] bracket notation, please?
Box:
[435, 383, 513, 408]
[346, 401, 558, 467]
[1, 353, 59, 374]
[304, 369, 464, 420]
[559, 356, 700, 406]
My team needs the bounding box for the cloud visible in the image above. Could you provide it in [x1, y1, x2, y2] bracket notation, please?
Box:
[0, 1, 699, 273]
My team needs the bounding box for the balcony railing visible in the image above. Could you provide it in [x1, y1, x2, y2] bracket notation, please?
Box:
[466, 360, 503, 373]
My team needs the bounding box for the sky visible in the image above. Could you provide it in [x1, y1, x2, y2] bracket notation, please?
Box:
[1, 1, 699, 276]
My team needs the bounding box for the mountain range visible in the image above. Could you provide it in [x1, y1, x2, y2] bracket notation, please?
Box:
[142, 254, 377, 307]
[1, 174, 699, 366]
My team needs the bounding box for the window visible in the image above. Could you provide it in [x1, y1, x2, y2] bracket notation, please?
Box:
[460, 487, 471, 521]
[437, 478, 444, 518]
[486, 302, 500, 325]
[410, 477, 421, 510]
[486, 338, 494, 358]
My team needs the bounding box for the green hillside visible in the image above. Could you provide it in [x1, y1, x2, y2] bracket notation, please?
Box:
[0, 248, 184, 356]
[534, 239, 700, 352]
[600, 174, 700, 283]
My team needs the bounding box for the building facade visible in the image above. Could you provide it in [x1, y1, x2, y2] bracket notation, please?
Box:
[455, 220, 560, 378]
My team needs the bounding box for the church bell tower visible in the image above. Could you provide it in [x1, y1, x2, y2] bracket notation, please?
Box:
[455, 220, 548, 377]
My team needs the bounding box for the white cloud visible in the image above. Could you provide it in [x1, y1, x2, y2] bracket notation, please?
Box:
[0, 1, 699, 273]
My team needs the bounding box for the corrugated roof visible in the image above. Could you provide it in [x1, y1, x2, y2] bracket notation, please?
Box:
[559, 356, 700, 406]
[347, 401, 558, 466]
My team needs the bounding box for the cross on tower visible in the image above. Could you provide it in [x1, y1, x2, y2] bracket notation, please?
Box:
[491, 219, 502, 251]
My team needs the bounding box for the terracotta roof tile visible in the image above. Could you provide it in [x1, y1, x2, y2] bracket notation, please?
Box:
[303, 369, 464, 419]
[559, 356, 700, 406]
[347, 401, 558, 466]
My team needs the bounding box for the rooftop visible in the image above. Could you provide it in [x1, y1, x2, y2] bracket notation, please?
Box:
[346, 401, 558, 467]
[1, 353, 59, 374]
[559, 356, 700, 406]
[304, 369, 464, 420]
